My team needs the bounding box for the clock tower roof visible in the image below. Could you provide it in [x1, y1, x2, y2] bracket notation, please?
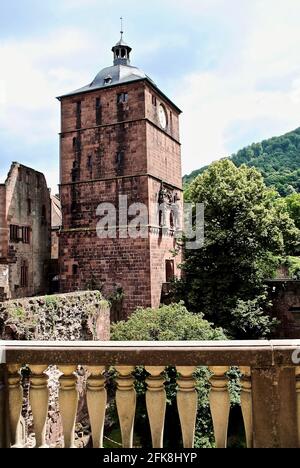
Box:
[57, 32, 182, 113]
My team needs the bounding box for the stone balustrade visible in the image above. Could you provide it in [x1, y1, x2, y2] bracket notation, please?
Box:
[0, 340, 300, 449]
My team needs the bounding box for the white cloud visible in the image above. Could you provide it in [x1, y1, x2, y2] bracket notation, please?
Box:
[176, 0, 300, 175]
[0, 28, 98, 146]
[2, 0, 300, 187]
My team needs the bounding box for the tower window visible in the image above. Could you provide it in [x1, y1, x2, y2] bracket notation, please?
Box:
[73, 136, 81, 152]
[152, 95, 157, 107]
[96, 98, 102, 125]
[117, 93, 128, 104]
[76, 101, 82, 129]
[121, 48, 126, 58]
[116, 151, 125, 174]
[166, 260, 175, 283]
[72, 264, 79, 275]
[87, 155, 93, 170]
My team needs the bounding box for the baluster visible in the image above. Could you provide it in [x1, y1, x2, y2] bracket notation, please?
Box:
[176, 366, 198, 448]
[86, 366, 107, 448]
[145, 366, 166, 448]
[58, 366, 78, 448]
[0, 364, 8, 448]
[240, 366, 253, 448]
[296, 367, 300, 448]
[115, 366, 136, 448]
[8, 364, 23, 448]
[209, 366, 230, 449]
[29, 365, 49, 448]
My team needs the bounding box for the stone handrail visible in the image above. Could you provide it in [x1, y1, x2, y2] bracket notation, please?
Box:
[0, 340, 300, 449]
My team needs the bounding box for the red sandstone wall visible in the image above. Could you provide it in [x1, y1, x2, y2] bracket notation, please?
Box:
[61, 175, 149, 229]
[61, 82, 146, 134]
[149, 233, 182, 309]
[59, 232, 151, 316]
[59, 79, 183, 315]
[144, 84, 180, 142]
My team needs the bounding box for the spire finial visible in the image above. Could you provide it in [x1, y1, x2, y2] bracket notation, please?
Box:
[120, 17, 124, 39]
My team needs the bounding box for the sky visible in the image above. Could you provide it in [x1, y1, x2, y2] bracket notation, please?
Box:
[1, 0, 300, 193]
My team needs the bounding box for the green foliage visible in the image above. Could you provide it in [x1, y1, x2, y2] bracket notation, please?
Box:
[44, 296, 59, 309]
[111, 302, 226, 341]
[284, 193, 300, 229]
[177, 160, 299, 335]
[110, 303, 229, 448]
[230, 296, 279, 339]
[184, 127, 300, 196]
[11, 306, 26, 321]
[285, 256, 300, 280]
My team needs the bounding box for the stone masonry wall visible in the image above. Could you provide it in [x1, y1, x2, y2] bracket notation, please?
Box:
[0, 163, 51, 300]
[0, 291, 110, 447]
[0, 290, 110, 341]
[59, 78, 182, 317]
[268, 280, 300, 339]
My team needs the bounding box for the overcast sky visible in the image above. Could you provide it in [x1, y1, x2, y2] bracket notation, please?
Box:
[1, 0, 300, 192]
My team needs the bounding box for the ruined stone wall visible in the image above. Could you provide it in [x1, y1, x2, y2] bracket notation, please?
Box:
[0, 184, 8, 261]
[0, 163, 51, 300]
[268, 280, 300, 338]
[0, 291, 110, 447]
[0, 290, 110, 341]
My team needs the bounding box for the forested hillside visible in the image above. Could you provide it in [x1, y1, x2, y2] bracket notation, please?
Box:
[184, 127, 300, 195]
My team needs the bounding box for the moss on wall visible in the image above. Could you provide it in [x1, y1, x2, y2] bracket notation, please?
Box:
[0, 291, 110, 341]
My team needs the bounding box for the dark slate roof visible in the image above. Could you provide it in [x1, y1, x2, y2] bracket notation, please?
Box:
[58, 64, 155, 99]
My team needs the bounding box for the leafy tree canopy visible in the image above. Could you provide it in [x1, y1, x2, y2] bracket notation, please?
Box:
[111, 302, 226, 341]
[178, 160, 299, 334]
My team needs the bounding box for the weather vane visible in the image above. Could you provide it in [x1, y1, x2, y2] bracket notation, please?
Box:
[120, 17, 124, 39]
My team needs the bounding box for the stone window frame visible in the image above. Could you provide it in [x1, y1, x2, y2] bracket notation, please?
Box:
[20, 260, 29, 288]
[21, 226, 30, 244]
[9, 225, 19, 243]
[117, 92, 129, 105]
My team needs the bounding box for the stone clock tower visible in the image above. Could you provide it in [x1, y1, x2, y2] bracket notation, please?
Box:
[58, 33, 183, 317]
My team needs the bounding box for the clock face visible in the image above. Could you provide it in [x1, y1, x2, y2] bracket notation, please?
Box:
[158, 104, 168, 129]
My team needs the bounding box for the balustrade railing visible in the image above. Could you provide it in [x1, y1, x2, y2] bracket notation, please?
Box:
[0, 340, 300, 448]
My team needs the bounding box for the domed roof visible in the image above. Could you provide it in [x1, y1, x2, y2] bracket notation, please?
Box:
[60, 64, 155, 98]
[113, 37, 131, 49]
[59, 31, 157, 98]
[57, 33, 182, 114]
[91, 63, 154, 89]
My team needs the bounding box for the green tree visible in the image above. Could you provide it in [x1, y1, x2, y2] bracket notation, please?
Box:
[284, 193, 300, 229]
[110, 303, 229, 448]
[179, 160, 299, 335]
[111, 302, 225, 341]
